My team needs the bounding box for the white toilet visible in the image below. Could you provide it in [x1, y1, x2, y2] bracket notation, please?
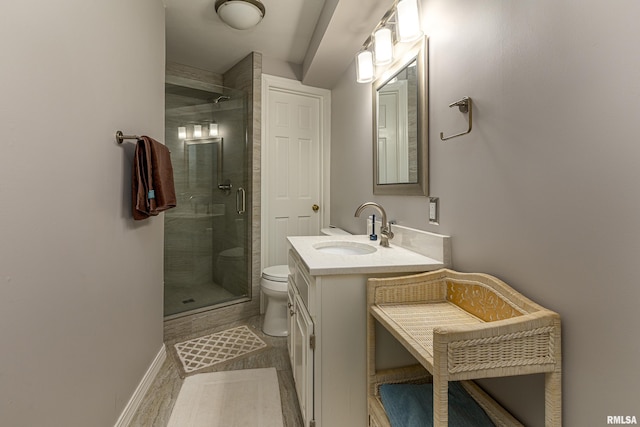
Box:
[260, 264, 290, 336]
[261, 226, 351, 337]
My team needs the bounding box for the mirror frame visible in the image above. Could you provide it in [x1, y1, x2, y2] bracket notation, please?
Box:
[372, 36, 428, 196]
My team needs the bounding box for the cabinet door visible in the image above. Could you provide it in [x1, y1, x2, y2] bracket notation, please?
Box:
[293, 293, 314, 427]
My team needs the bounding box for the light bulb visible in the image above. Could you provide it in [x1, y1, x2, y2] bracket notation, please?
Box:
[396, 0, 423, 43]
[374, 27, 393, 66]
[356, 50, 375, 83]
[178, 126, 187, 139]
[209, 123, 219, 136]
[193, 125, 202, 138]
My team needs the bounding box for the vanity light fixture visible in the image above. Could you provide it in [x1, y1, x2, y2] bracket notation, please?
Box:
[396, 0, 423, 42]
[356, 50, 375, 83]
[179, 124, 218, 140]
[354, 0, 424, 83]
[215, 0, 266, 30]
[374, 26, 394, 66]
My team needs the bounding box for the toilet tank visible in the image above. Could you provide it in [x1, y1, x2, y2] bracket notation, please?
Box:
[320, 226, 351, 236]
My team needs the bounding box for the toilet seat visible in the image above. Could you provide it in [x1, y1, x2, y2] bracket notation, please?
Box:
[261, 265, 289, 282]
[261, 265, 288, 293]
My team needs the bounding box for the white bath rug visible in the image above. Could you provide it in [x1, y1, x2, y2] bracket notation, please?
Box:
[167, 368, 284, 427]
[174, 325, 267, 373]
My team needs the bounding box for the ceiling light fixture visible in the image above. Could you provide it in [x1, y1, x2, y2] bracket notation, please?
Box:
[215, 0, 266, 30]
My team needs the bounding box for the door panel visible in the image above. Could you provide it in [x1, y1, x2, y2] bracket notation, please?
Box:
[378, 80, 409, 184]
[266, 89, 322, 266]
[293, 292, 314, 426]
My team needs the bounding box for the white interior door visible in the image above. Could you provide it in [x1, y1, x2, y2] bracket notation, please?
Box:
[262, 75, 330, 268]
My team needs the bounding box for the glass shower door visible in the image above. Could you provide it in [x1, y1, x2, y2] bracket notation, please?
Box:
[163, 81, 249, 318]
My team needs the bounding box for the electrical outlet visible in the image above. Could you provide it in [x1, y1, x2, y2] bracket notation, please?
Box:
[428, 197, 439, 224]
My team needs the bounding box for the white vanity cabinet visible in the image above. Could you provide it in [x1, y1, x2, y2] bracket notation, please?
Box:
[287, 228, 451, 427]
[289, 248, 376, 427]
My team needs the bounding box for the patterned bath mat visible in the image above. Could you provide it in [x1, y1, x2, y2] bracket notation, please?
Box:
[174, 325, 267, 374]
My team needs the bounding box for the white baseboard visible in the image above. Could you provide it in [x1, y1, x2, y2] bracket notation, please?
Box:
[114, 344, 167, 427]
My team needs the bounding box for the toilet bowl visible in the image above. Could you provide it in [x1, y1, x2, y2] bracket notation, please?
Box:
[260, 264, 290, 336]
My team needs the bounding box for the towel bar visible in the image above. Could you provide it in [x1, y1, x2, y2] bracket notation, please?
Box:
[115, 130, 140, 144]
[440, 97, 472, 141]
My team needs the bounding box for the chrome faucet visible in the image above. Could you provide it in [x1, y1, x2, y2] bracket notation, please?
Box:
[354, 202, 394, 247]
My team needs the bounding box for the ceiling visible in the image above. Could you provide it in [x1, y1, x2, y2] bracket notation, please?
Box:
[164, 0, 393, 88]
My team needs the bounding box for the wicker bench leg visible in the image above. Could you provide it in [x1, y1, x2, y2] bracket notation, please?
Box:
[545, 370, 562, 427]
[433, 376, 448, 427]
[433, 336, 449, 427]
[546, 319, 562, 427]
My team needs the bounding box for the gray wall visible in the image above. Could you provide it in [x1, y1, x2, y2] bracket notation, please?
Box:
[0, 1, 165, 426]
[262, 55, 302, 82]
[331, 1, 640, 425]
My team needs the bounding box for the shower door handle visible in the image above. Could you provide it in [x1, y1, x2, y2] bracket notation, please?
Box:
[236, 187, 246, 215]
[218, 179, 233, 192]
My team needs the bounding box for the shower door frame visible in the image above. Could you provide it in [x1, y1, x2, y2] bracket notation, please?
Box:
[163, 77, 252, 320]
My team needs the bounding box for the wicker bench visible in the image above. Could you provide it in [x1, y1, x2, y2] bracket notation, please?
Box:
[367, 268, 562, 426]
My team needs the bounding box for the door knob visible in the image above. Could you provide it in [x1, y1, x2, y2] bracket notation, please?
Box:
[312, 204, 320, 212]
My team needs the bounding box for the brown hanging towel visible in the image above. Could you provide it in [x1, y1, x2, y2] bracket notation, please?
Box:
[132, 136, 177, 220]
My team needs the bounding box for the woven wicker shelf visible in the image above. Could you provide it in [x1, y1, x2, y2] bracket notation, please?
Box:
[366, 268, 562, 427]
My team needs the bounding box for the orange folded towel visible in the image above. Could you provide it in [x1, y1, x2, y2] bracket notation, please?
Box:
[132, 136, 177, 220]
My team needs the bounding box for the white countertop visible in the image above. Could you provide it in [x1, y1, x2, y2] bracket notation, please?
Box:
[287, 234, 445, 276]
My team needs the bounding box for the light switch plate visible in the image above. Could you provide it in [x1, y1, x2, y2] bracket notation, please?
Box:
[428, 197, 439, 224]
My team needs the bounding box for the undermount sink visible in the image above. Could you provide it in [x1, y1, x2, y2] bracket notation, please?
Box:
[312, 241, 377, 256]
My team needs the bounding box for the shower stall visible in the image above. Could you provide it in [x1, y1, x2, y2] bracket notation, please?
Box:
[164, 79, 250, 318]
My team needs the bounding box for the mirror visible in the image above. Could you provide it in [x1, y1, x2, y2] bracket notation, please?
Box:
[184, 137, 223, 190]
[373, 36, 428, 196]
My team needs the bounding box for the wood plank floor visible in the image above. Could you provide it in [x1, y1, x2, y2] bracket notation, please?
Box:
[130, 315, 304, 427]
